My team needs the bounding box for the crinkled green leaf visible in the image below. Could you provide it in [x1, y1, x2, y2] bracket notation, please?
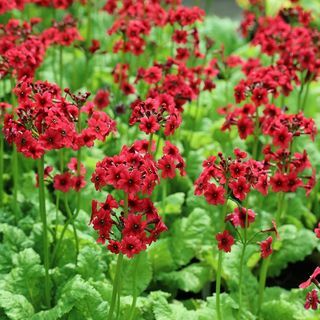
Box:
[269, 225, 317, 277]
[118, 251, 152, 295]
[148, 239, 176, 273]
[0, 290, 34, 320]
[157, 263, 213, 293]
[77, 245, 106, 281]
[170, 208, 213, 266]
[4, 248, 45, 308]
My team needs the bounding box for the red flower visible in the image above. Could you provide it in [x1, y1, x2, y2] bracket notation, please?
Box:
[216, 230, 234, 253]
[158, 156, 176, 179]
[53, 172, 74, 193]
[299, 267, 320, 289]
[272, 126, 292, 149]
[229, 177, 250, 201]
[143, 66, 162, 84]
[259, 236, 273, 259]
[270, 172, 286, 192]
[139, 116, 160, 134]
[204, 184, 225, 206]
[94, 89, 110, 109]
[237, 117, 255, 140]
[304, 290, 320, 310]
[118, 170, 141, 194]
[226, 207, 255, 228]
[107, 240, 120, 254]
[251, 87, 268, 106]
[123, 214, 147, 237]
[120, 235, 144, 258]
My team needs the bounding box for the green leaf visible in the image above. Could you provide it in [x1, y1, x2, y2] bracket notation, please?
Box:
[269, 225, 317, 277]
[0, 223, 33, 251]
[77, 245, 106, 281]
[4, 248, 45, 308]
[156, 192, 185, 215]
[148, 239, 176, 273]
[0, 291, 34, 320]
[118, 251, 152, 296]
[156, 263, 213, 293]
[261, 287, 320, 320]
[169, 208, 213, 266]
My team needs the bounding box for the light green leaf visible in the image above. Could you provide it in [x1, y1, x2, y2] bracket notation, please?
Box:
[0, 291, 34, 320]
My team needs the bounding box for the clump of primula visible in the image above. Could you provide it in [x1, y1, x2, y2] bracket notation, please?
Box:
[90, 140, 169, 257]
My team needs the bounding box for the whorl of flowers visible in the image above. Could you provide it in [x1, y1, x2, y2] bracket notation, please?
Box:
[3, 80, 116, 159]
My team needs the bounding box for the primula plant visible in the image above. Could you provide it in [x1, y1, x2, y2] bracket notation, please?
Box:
[0, 0, 319, 319]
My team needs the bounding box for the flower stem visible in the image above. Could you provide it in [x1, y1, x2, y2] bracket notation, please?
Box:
[37, 156, 51, 308]
[238, 208, 248, 319]
[257, 256, 270, 317]
[148, 133, 153, 155]
[0, 131, 4, 208]
[275, 192, 285, 224]
[108, 253, 124, 320]
[108, 193, 128, 320]
[252, 107, 260, 160]
[258, 193, 284, 316]
[64, 194, 79, 261]
[128, 255, 140, 320]
[76, 107, 82, 218]
[10, 78, 19, 223]
[59, 46, 63, 88]
[216, 199, 229, 320]
[301, 81, 310, 113]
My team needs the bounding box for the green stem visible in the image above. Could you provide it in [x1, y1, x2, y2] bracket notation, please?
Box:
[128, 255, 140, 320]
[216, 199, 229, 320]
[10, 78, 19, 223]
[59, 46, 63, 88]
[275, 192, 285, 224]
[148, 133, 153, 155]
[257, 193, 285, 316]
[297, 71, 306, 113]
[257, 256, 270, 317]
[64, 194, 79, 261]
[238, 208, 248, 319]
[252, 107, 260, 160]
[0, 131, 3, 207]
[301, 81, 310, 113]
[108, 254, 124, 320]
[76, 109, 82, 216]
[162, 179, 167, 217]
[51, 203, 76, 266]
[37, 156, 51, 308]
[108, 193, 128, 320]
[54, 192, 60, 242]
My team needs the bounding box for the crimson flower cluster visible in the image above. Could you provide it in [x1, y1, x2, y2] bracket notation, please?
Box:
[91, 140, 159, 194]
[3, 80, 116, 158]
[42, 15, 82, 47]
[104, 0, 204, 56]
[129, 95, 182, 136]
[90, 194, 167, 258]
[195, 149, 280, 257]
[158, 141, 186, 179]
[0, 19, 48, 79]
[194, 149, 269, 204]
[53, 158, 86, 192]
